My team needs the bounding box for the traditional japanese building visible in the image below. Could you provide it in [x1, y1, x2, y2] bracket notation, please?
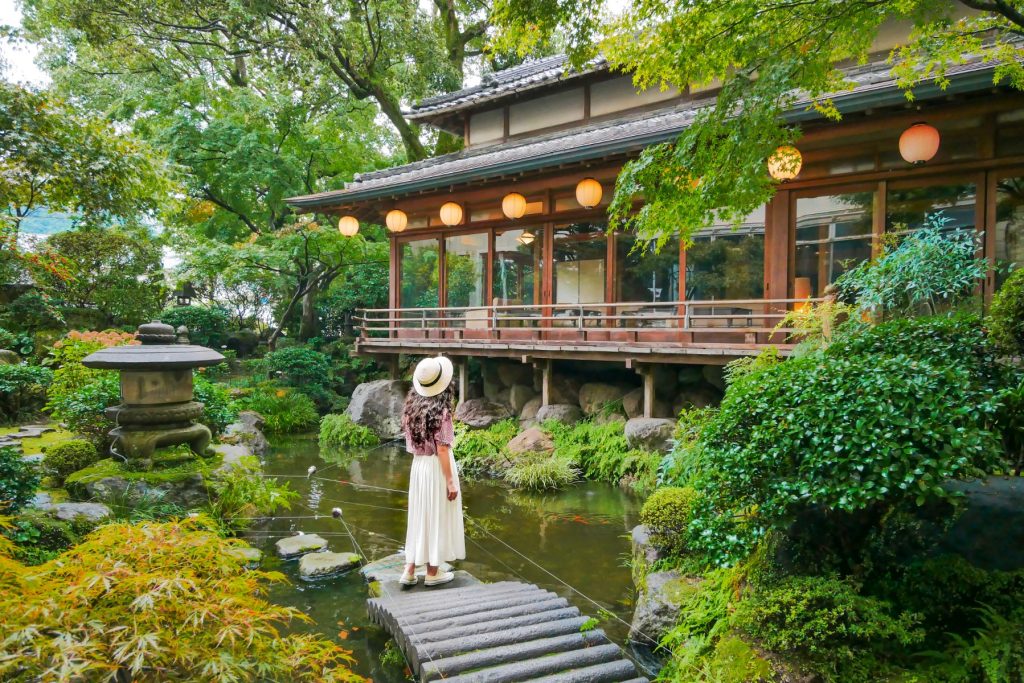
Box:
[287, 38, 1024, 417]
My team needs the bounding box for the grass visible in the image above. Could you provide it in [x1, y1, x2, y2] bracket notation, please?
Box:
[65, 450, 224, 491]
[0, 427, 76, 455]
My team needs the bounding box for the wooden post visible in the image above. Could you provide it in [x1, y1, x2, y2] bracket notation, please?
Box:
[541, 359, 552, 407]
[639, 365, 655, 418]
[458, 360, 469, 406]
[388, 355, 400, 380]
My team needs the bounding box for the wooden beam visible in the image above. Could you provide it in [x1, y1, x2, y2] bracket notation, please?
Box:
[458, 360, 468, 406]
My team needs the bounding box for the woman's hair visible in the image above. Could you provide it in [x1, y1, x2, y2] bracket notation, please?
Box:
[401, 383, 455, 451]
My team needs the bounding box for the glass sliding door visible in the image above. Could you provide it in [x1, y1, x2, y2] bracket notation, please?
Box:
[445, 232, 488, 308]
[492, 227, 543, 305]
[794, 191, 874, 297]
[994, 174, 1024, 290]
[399, 238, 440, 309]
[552, 222, 607, 305]
[686, 208, 765, 301]
[886, 181, 977, 235]
[616, 234, 680, 302]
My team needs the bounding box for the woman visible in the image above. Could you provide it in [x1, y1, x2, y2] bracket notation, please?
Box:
[399, 355, 465, 587]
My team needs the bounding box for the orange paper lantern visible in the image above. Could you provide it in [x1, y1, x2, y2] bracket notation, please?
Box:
[768, 145, 803, 181]
[337, 215, 359, 237]
[898, 122, 940, 164]
[439, 202, 463, 226]
[385, 209, 408, 233]
[575, 178, 603, 209]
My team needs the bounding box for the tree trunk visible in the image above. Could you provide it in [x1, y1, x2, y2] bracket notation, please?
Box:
[373, 84, 427, 161]
[299, 286, 319, 340]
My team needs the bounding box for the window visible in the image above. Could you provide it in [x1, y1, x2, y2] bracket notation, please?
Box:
[552, 222, 607, 304]
[794, 192, 874, 297]
[445, 233, 488, 308]
[687, 209, 765, 300]
[399, 238, 439, 309]
[994, 175, 1024, 290]
[886, 181, 977, 235]
[492, 227, 543, 305]
[616, 234, 679, 302]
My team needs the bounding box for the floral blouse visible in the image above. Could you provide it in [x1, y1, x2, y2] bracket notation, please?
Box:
[404, 410, 455, 455]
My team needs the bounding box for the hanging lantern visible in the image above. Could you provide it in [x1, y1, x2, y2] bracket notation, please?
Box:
[502, 192, 527, 219]
[338, 215, 359, 237]
[768, 145, 803, 181]
[439, 202, 463, 226]
[517, 230, 535, 245]
[385, 209, 408, 233]
[898, 122, 940, 164]
[575, 177, 603, 209]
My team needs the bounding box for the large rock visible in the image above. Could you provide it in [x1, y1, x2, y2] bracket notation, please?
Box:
[455, 398, 513, 428]
[672, 385, 722, 414]
[535, 403, 584, 425]
[622, 388, 672, 420]
[211, 443, 255, 475]
[578, 383, 630, 416]
[629, 570, 702, 646]
[222, 410, 271, 455]
[594, 411, 627, 426]
[78, 473, 212, 509]
[225, 545, 263, 569]
[43, 502, 112, 523]
[0, 349, 20, 365]
[508, 384, 537, 413]
[497, 362, 533, 388]
[275, 533, 328, 559]
[299, 551, 362, 579]
[631, 524, 661, 569]
[345, 379, 410, 439]
[625, 417, 676, 452]
[507, 427, 555, 455]
[519, 396, 543, 422]
[494, 387, 512, 408]
[548, 375, 581, 406]
[702, 365, 726, 391]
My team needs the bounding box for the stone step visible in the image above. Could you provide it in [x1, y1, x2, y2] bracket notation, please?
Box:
[372, 581, 532, 609]
[440, 643, 625, 683]
[420, 630, 610, 681]
[524, 659, 643, 683]
[408, 597, 572, 631]
[409, 605, 581, 645]
[392, 589, 560, 625]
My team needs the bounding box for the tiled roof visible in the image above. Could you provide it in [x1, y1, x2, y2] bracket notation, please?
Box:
[287, 56, 1003, 210]
[407, 54, 606, 120]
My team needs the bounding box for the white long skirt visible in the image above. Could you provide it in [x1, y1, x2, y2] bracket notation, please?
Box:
[404, 451, 466, 567]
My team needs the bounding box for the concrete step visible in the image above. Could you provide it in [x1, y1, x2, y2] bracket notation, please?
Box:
[374, 581, 528, 606]
[395, 589, 561, 625]
[408, 597, 572, 631]
[409, 605, 581, 645]
[441, 643, 624, 683]
[524, 659, 643, 683]
[372, 583, 540, 614]
[420, 630, 610, 681]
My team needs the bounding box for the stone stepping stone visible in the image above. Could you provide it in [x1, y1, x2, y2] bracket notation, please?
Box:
[275, 533, 328, 559]
[299, 551, 363, 580]
[361, 551, 453, 583]
[42, 502, 112, 523]
[225, 545, 263, 569]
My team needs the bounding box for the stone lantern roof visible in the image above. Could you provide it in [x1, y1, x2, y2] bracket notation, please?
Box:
[82, 322, 225, 370]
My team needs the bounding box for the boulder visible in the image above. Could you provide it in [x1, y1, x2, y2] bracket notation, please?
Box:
[494, 387, 512, 408]
[702, 365, 726, 391]
[299, 551, 362, 579]
[519, 396, 543, 422]
[672, 385, 722, 414]
[211, 443, 255, 475]
[225, 329, 260, 358]
[497, 362, 533, 388]
[594, 411, 627, 426]
[0, 349, 20, 365]
[223, 410, 271, 455]
[455, 398, 513, 428]
[629, 570, 702, 646]
[677, 365, 704, 385]
[653, 365, 679, 395]
[44, 501, 112, 523]
[483, 374, 503, 401]
[275, 533, 328, 559]
[508, 384, 537, 413]
[625, 417, 676, 452]
[622, 388, 672, 420]
[345, 379, 410, 439]
[225, 545, 263, 568]
[535, 403, 584, 425]
[548, 375, 581, 406]
[507, 427, 555, 455]
[79, 473, 212, 509]
[578, 382, 630, 416]
[631, 524, 662, 569]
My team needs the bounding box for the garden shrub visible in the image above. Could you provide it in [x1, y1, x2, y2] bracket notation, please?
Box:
[0, 363, 52, 424]
[0, 445, 40, 513]
[47, 372, 121, 447]
[207, 456, 298, 532]
[454, 419, 518, 475]
[159, 304, 230, 347]
[41, 439, 99, 485]
[319, 413, 379, 450]
[733, 576, 924, 682]
[0, 326, 17, 351]
[236, 385, 319, 434]
[543, 420, 660, 491]
[640, 486, 699, 557]
[261, 345, 336, 409]
[504, 454, 579, 490]
[3, 508, 97, 565]
[989, 266, 1024, 356]
[0, 291, 64, 334]
[193, 375, 238, 435]
[0, 517, 364, 681]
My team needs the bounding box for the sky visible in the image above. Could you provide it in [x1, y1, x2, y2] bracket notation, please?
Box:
[0, 0, 49, 85]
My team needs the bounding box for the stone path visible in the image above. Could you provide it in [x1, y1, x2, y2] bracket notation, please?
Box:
[368, 580, 649, 683]
[0, 423, 55, 453]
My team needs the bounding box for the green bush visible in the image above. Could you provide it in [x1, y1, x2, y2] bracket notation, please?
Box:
[319, 413, 379, 450]
[207, 456, 298, 532]
[543, 420, 660, 491]
[261, 345, 336, 409]
[236, 385, 319, 434]
[0, 326, 17, 350]
[0, 363, 52, 424]
[504, 455, 579, 490]
[454, 419, 519, 475]
[47, 372, 121, 447]
[989, 267, 1024, 356]
[41, 439, 99, 485]
[159, 305, 230, 347]
[0, 445, 41, 513]
[0, 291, 64, 334]
[193, 375, 237, 435]
[734, 576, 924, 682]
[640, 486, 699, 557]
[3, 508, 97, 565]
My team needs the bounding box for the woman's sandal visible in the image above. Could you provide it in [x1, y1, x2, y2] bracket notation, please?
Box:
[399, 571, 418, 586]
[424, 571, 454, 587]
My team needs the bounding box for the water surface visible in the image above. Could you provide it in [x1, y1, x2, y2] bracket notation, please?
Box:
[248, 435, 642, 681]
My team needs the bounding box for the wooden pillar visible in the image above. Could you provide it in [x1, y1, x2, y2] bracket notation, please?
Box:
[642, 367, 655, 418]
[541, 359, 552, 407]
[387, 354, 400, 380]
[458, 360, 469, 406]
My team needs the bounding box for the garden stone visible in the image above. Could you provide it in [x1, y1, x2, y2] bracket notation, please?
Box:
[594, 411, 627, 426]
[223, 410, 270, 455]
[345, 379, 410, 439]
[519, 396, 543, 421]
[211, 443, 254, 475]
[702, 365, 726, 391]
[508, 384, 537, 413]
[629, 570, 701, 646]
[506, 427, 555, 455]
[494, 387, 512, 408]
[535, 403, 583, 425]
[622, 388, 671, 419]
[299, 551, 362, 579]
[672, 384, 722, 414]
[225, 329, 260, 358]
[455, 398, 513, 428]
[483, 373, 503, 401]
[625, 417, 675, 452]
[45, 501, 112, 523]
[677, 365, 704, 385]
[81, 473, 212, 509]
[225, 545, 262, 568]
[548, 375, 581, 406]
[0, 349, 20, 365]
[275, 533, 328, 559]
[578, 383, 630, 416]
[631, 524, 662, 570]
[497, 362, 533, 388]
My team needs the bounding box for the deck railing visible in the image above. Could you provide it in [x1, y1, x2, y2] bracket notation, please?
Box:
[356, 298, 822, 345]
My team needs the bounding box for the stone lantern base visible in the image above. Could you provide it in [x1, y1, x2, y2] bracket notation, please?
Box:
[108, 422, 212, 471]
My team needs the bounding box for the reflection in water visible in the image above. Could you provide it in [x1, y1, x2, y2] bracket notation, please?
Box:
[249, 434, 643, 682]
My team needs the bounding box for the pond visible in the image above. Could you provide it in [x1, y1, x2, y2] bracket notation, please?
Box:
[246, 434, 645, 681]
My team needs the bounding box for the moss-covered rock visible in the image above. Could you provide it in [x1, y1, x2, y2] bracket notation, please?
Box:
[3, 508, 99, 565]
[708, 634, 775, 683]
[629, 569, 703, 646]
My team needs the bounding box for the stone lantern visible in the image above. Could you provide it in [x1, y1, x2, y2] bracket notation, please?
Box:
[83, 321, 224, 469]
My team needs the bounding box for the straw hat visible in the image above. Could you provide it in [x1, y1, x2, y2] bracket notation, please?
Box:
[412, 355, 454, 397]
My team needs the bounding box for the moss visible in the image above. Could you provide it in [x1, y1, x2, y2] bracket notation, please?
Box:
[661, 576, 703, 604]
[20, 428, 75, 455]
[709, 635, 775, 682]
[4, 508, 98, 565]
[640, 486, 700, 556]
[65, 450, 223, 492]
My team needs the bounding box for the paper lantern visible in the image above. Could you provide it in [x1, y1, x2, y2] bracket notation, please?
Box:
[517, 230, 535, 245]
[338, 215, 359, 237]
[793, 276, 812, 312]
[575, 178, 603, 209]
[502, 192, 527, 219]
[768, 145, 802, 181]
[385, 209, 408, 233]
[439, 202, 463, 226]
[898, 122, 940, 164]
